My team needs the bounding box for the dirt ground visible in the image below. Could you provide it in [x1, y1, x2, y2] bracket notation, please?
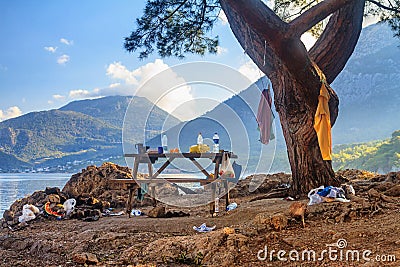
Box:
[1, 169, 399, 266]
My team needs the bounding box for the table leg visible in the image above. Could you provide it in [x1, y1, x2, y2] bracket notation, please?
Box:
[147, 163, 153, 177]
[224, 179, 230, 208]
[210, 183, 216, 216]
[127, 184, 137, 218]
[133, 158, 139, 180]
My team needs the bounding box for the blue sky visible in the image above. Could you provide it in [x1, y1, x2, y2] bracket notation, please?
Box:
[0, 1, 379, 121]
[1, 0, 263, 121]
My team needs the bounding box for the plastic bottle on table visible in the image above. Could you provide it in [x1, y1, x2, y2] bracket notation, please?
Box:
[162, 134, 168, 152]
[212, 132, 220, 153]
[197, 132, 203, 145]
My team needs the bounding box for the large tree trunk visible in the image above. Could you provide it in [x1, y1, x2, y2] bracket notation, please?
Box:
[271, 69, 339, 196]
[220, 0, 365, 195]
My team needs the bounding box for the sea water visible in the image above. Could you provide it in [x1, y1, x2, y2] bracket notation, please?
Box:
[0, 173, 70, 217]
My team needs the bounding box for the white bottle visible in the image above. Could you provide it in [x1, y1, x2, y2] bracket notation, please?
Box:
[197, 132, 203, 145]
[214, 197, 219, 213]
[212, 133, 219, 153]
[162, 134, 168, 151]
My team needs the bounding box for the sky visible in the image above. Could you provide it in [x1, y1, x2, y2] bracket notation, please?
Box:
[0, 1, 378, 121]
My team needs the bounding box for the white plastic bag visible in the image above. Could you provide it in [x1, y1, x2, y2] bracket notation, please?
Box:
[220, 154, 234, 178]
[63, 198, 76, 216]
[18, 204, 39, 223]
[307, 186, 324, 206]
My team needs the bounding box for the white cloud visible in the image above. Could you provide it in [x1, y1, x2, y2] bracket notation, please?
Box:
[44, 46, 57, 53]
[106, 62, 139, 85]
[57, 54, 70, 65]
[48, 100, 54, 105]
[218, 10, 228, 25]
[66, 59, 195, 120]
[69, 89, 90, 99]
[0, 106, 22, 121]
[60, 38, 73, 45]
[238, 60, 264, 83]
[53, 94, 65, 100]
[109, 83, 121, 88]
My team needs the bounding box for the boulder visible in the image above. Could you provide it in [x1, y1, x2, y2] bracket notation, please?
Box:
[148, 206, 166, 218]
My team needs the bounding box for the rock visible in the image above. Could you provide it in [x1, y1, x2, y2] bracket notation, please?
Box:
[384, 184, 400, 197]
[72, 253, 87, 264]
[148, 206, 165, 218]
[3, 210, 14, 221]
[226, 233, 248, 250]
[270, 213, 288, 231]
[373, 182, 395, 192]
[86, 253, 99, 264]
[230, 173, 291, 198]
[253, 212, 271, 230]
[223, 227, 235, 235]
[46, 194, 60, 204]
[62, 162, 132, 199]
[72, 252, 98, 265]
[45, 187, 61, 195]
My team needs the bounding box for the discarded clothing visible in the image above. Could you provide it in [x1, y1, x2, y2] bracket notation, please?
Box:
[131, 209, 142, 216]
[313, 64, 332, 160]
[308, 186, 350, 205]
[193, 223, 216, 233]
[257, 84, 274, 145]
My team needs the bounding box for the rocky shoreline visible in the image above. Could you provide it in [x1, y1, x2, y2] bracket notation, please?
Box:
[1, 163, 399, 266]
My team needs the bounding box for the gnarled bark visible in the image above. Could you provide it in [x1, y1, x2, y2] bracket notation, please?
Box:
[220, 0, 366, 195]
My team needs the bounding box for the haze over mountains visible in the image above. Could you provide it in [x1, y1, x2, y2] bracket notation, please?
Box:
[0, 23, 399, 173]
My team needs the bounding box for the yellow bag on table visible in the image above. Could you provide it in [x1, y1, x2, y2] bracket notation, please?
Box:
[189, 144, 210, 153]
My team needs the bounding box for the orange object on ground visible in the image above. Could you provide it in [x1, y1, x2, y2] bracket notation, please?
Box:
[313, 65, 332, 161]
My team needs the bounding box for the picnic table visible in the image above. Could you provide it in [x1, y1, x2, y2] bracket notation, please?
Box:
[111, 151, 238, 217]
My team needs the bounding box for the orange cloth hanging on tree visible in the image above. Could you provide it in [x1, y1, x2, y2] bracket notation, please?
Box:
[313, 65, 332, 161]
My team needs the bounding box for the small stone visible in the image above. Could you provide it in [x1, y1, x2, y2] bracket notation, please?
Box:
[86, 253, 99, 265]
[72, 253, 87, 264]
[223, 227, 235, 235]
[253, 212, 271, 229]
[148, 206, 165, 218]
[270, 213, 288, 231]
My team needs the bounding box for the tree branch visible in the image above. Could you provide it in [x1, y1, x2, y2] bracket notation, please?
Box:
[220, 0, 288, 77]
[220, 0, 288, 43]
[309, 0, 366, 83]
[367, 0, 400, 12]
[289, 0, 354, 37]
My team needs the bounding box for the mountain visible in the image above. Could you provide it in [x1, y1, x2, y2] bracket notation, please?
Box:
[0, 96, 180, 172]
[332, 130, 400, 173]
[332, 22, 400, 144]
[154, 22, 400, 173]
[0, 151, 32, 171]
[59, 95, 180, 131]
[0, 23, 399, 173]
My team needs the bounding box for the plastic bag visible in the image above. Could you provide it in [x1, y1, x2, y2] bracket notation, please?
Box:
[63, 198, 76, 216]
[226, 202, 238, 211]
[307, 186, 324, 205]
[18, 204, 39, 223]
[220, 154, 234, 178]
